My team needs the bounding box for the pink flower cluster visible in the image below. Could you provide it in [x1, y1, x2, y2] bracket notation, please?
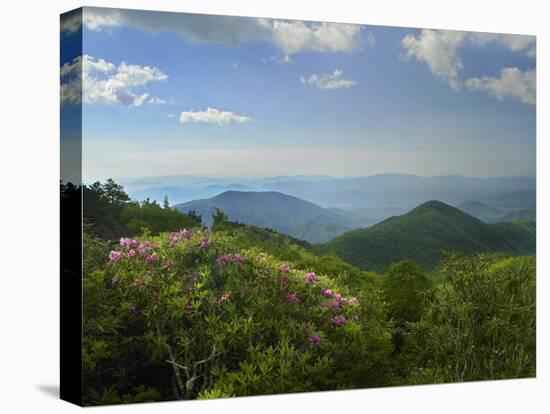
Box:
[145, 254, 158, 264]
[199, 237, 211, 248]
[303, 323, 321, 347]
[220, 292, 230, 302]
[330, 315, 347, 326]
[109, 237, 160, 266]
[332, 294, 345, 311]
[305, 272, 317, 284]
[120, 237, 140, 249]
[169, 228, 194, 246]
[217, 253, 245, 265]
[320, 288, 358, 311]
[109, 251, 122, 262]
[285, 293, 300, 304]
[321, 289, 334, 298]
[308, 333, 321, 346]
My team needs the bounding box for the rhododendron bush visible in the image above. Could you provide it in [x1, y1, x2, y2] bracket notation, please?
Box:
[83, 227, 393, 404]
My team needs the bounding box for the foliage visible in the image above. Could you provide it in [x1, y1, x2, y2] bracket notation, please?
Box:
[79, 184, 536, 404]
[82, 179, 201, 240]
[404, 254, 536, 383]
[82, 226, 393, 404]
[226, 223, 379, 289]
[382, 261, 431, 327]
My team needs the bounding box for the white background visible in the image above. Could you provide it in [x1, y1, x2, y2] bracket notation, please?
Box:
[0, 0, 547, 412]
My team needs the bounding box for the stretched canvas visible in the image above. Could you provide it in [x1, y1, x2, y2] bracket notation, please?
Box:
[60, 6, 536, 406]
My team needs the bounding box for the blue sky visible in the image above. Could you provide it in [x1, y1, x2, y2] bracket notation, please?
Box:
[60, 7, 536, 181]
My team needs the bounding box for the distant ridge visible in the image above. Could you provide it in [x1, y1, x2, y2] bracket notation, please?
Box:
[457, 200, 535, 223]
[320, 200, 535, 272]
[175, 190, 358, 243]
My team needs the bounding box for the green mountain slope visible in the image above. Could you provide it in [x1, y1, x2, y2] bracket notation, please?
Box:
[319, 200, 535, 272]
[175, 191, 356, 243]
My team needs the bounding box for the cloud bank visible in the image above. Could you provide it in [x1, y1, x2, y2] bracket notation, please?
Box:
[60, 55, 167, 107]
[62, 7, 365, 57]
[465, 67, 535, 105]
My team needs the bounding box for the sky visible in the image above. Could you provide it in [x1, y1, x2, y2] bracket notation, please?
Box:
[60, 7, 536, 182]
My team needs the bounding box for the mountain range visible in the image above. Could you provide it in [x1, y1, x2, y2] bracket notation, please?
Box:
[175, 191, 374, 243]
[125, 174, 535, 224]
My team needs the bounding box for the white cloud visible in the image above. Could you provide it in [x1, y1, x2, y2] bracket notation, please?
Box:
[179, 107, 252, 126]
[62, 8, 366, 56]
[300, 69, 357, 89]
[465, 67, 535, 105]
[257, 19, 363, 55]
[401, 29, 465, 90]
[469, 32, 536, 57]
[401, 29, 536, 96]
[60, 55, 167, 107]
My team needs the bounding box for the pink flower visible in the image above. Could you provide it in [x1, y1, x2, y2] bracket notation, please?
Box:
[305, 272, 317, 284]
[347, 297, 358, 305]
[180, 228, 192, 239]
[279, 263, 291, 273]
[200, 238, 211, 248]
[164, 260, 175, 269]
[285, 293, 300, 304]
[111, 275, 118, 285]
[331, 294, 344, 311]
[132, 278, 146, 287]
[146, 254, 158, 264]
[233, 254, 245, 264]
[170, 233, 180, 245]
[119, 237, 139, 248]
[321, 289, 334, 298]
[351, 315, 360, 322]
[109, 251, 122, 263]
[308, 333, 321, 347]
[217, 254, 231, 265]
[220, 292, 230, 302]
[128, 249, 138, 258]
[330, 315, 347, 326]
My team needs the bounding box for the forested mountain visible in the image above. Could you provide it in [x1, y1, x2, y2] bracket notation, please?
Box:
[319, 200, 536, 272]
[175, 191, 371, 243]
